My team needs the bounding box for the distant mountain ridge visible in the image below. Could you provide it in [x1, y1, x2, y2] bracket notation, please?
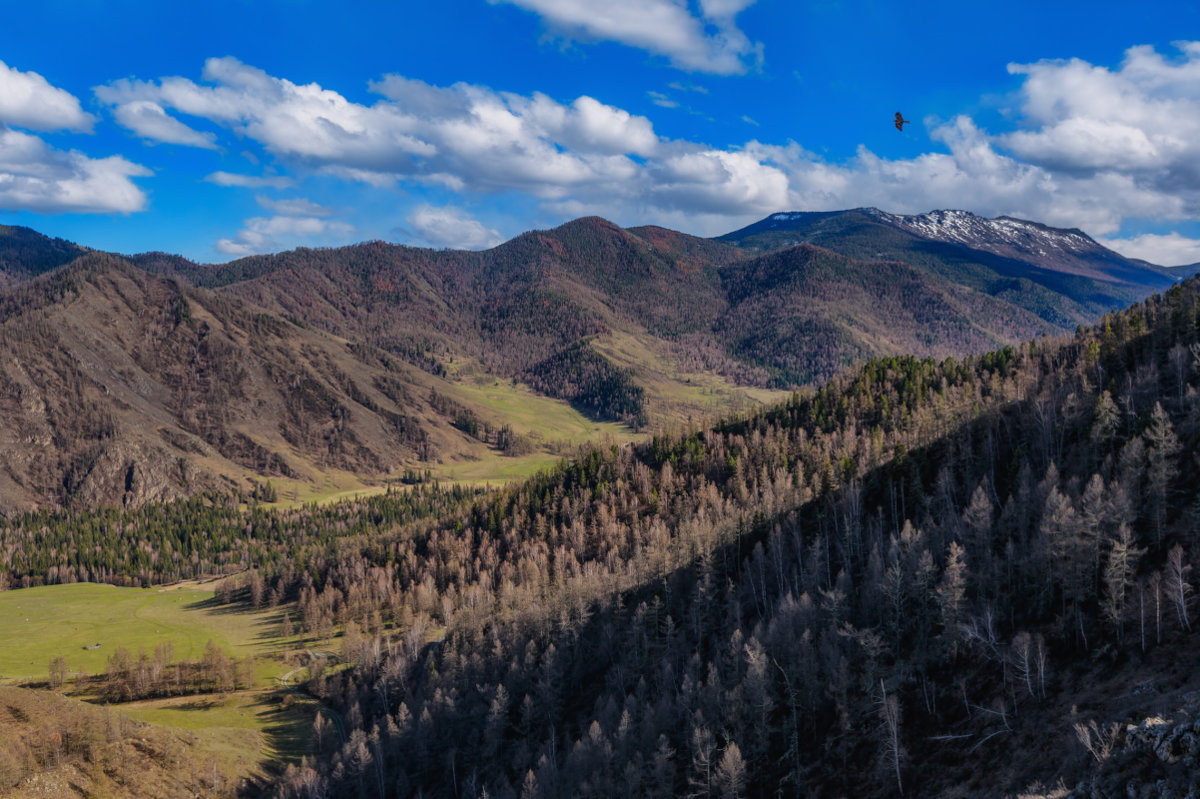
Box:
[0, 225, 88, 289]
[0, 208, 1180, 508]
[721, 206, 1175, 289]
[132, 210, 1173, 387]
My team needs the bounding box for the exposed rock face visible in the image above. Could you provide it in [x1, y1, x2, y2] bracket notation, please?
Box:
[1068, 696, 1200, 798]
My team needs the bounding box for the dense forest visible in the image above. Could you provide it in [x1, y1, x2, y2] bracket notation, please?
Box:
[6, 270, 1200, 795]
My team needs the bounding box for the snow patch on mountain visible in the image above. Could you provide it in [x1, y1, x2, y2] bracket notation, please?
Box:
[768, 212, 807, 224]
[863, 208, 1097, 259]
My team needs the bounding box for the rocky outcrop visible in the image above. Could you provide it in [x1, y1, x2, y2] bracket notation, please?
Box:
[1068, 694, 1200, 799]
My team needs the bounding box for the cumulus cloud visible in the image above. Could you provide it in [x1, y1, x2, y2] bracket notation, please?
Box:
[98, 60, 663, 200]
[405, 205, 505, 250]
[100, 45, 1200, 242]
[649, 146, 790, 215]
[0, 61, 150, 215]
[0, 60, 94, 132]
[215, 214, 354, 257]
[98, 59, 435, 173]
[493, 0, 761, 74]
[1098, 232, 1200, 267]
[1000, 43, 1200, 215]
[110, 100, 217, 148]
[728, 116, 1184, 238]
[0, 129, 149, 214]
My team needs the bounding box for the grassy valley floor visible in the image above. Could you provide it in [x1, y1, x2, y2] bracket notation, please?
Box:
[0, 581, 318, 796]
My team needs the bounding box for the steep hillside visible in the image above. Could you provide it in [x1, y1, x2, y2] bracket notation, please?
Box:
[718, 242, 1060, 384]
[0, 211, 1184, 510]
[8, 273, 1200, 796]
[0, 253, 479, 510]
[269, 275, 1200, 798]
[137, 218, 763, 420]
[140, 213, 1175, 393]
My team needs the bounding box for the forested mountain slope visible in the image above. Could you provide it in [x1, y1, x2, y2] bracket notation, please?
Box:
[137, 212, 1170, 389]
[260, 273, 1200, 798]
[720, 208, 1177, 325]
[0, 224, 88, 289]
[0, 210, 1182, 511]
[717, 242, 1059, 384]
[6, 271, 1200, 795]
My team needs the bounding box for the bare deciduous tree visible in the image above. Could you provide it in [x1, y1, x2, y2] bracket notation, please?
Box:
[878, 680, 904, 796]
[1074, 719, 1120, 763]
[1165, 545, 1192, 632]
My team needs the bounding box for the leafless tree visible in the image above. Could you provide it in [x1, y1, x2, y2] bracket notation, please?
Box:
[878, 680, 904, 796]
[1074, 719, 1120, 763]
[1165, 545, 1192, 632]
[1010, 632, 1036, 699]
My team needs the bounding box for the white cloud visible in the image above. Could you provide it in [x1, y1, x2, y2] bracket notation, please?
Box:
[492, 0, 761, 74]
[649, 146, 790, 215]
[256, 195, 333, 217]
[648, 91, 679, 108]
[737, 117, 1184, 238]
[999, 43, 1200, 216]
[0, 60, 94, 132]
[1098, 232, 1200, 266]
[110, 100, 217, 149]
[0, 62, 149, 215]
[405, 205, 505, 250]
[204, 171, 294, 189]
[215, 214, 354, 257]
[98, 59, 436, 172]
[99, 61, 663, 201]
[0, 129, 149, 214]
[98, 45, 1200, 244]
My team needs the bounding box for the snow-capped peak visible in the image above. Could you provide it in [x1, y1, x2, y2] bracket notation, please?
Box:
[864, 208, 1098, 260]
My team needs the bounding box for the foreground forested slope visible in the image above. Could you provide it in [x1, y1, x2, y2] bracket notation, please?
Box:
[7, 271, 1200, 795]
[264, 276, 1200, 797]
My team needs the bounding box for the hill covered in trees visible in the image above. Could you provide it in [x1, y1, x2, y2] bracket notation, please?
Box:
[149, 212, 1175, 391]
[6, 266, 1200, 795]
[0, 210, 1174, 509]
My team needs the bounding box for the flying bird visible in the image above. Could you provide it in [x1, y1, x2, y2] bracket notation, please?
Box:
[895, 112, 910, 131]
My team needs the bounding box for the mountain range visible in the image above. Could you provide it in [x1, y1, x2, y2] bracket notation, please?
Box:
[6, 247, 1200, 798]
[0, 209, 1177, 510]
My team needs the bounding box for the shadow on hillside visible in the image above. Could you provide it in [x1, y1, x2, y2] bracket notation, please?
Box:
[254, 694, 316, 772]
[182, 594, 246, 613]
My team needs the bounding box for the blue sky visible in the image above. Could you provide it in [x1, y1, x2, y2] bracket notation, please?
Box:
[2, 0, 1200, 264]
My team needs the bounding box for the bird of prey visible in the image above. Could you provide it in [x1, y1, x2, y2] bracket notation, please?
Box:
[895, 112, 910, 131]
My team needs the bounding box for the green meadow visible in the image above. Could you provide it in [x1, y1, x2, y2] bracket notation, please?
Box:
[0, 581, 282, 682]
[0, 580, 316, 775]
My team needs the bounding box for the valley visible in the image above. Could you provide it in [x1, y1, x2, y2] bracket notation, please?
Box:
[0, 210, 1197, 797]
[0, 211, 1176, 512]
